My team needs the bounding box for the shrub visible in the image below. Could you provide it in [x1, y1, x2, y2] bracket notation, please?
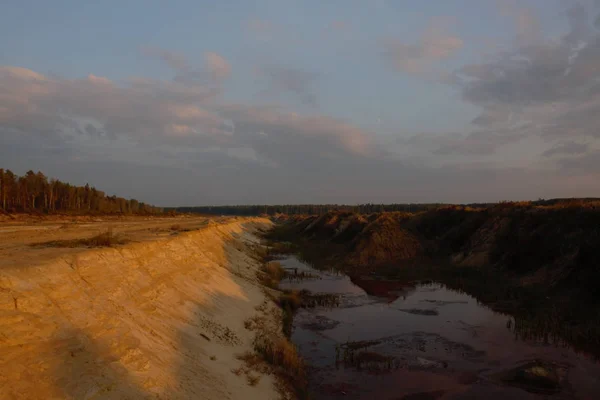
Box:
[277, 291, 302, 337]
[259, 261, 285, 289]
[246, 374, 261, 386]
[277, 290, 302, 311]
[253, 335, 305, 384]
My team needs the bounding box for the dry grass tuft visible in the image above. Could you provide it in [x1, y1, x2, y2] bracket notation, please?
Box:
[244, 315, 268, 331]
[170, 224, 193, 232]
[259, 261, 286, 289]
[32, 228, 128, 248]
[251, 245, 269, 261]
[277, 290, 302, 310]
[252, 334, 307, 397]
[253, 335, 304, 378]
[82, 229, 126, 246]
[265, 261, 285, 279]
[277, 290, 303, 337]
[246, 374, 262, 386]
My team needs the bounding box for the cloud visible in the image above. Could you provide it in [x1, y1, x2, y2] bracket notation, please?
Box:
[218, 105, 374, 167]
[141, 46, 231, 84]
[328, 20, 349, 32]
[0, 64, 374, 180]
[248, 18, 272, 34]
[204, 52, 231, 81]
[557, 150, 600, 172]
[2, 61, 598, 206]
[256, 66, 319, 107]
[542, 141, 589, 157]
[382, 17, 463, 75]
[247, 18, 275, 40]
[433, 130, 525, 156]
[140, 46, 189, 70]
[444, 2, 600, 156]
[5, 3, 600, 205]
[403, 128, 524, 157]
[496, 1, 542, 47]
[0, 66, 226, 149]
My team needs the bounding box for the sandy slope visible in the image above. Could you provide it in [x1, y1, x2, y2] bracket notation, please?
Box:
[0, 216, 282, 400]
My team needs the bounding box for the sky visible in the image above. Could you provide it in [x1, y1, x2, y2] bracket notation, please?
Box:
[1, 0, 600, 206]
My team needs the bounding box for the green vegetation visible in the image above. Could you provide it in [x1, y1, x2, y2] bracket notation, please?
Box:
[0, 168, 162, 214]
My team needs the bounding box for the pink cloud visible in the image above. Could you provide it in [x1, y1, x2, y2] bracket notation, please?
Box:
[204, 52, 231, 81]
[382, 17, 463, 75]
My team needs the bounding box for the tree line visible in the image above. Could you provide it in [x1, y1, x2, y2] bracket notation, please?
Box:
[173, 203, 449, 216]
[0, 168, 163, 214]
[172, 198, 600, 217]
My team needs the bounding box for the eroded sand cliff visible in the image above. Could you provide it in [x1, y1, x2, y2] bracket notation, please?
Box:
[0, 217, 281, 400]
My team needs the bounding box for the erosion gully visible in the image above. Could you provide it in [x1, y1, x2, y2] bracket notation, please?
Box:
[276, 255, 600, 400]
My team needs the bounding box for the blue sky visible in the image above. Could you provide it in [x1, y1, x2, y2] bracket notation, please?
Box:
[1, 0, 599, 205]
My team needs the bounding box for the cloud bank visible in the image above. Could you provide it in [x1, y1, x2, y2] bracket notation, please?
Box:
[2, 3, 600, 205]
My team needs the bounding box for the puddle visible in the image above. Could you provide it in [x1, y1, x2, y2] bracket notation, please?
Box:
[278, 256, 600, 399]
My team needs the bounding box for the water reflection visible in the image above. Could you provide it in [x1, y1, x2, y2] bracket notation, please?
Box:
[276, 255, 600, 399]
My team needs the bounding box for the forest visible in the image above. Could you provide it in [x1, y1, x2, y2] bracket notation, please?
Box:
[172, 198, 600, 216]
[174, 204, 446, 216]
[0, 168, 162, 214]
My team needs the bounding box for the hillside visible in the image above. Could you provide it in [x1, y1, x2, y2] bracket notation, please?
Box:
[0, 216, 289, 400]
[266, 205, 600, 355]
[271, 205, 600, 284]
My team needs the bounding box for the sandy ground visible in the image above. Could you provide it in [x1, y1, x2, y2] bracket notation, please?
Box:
[0, 215, 284, 399]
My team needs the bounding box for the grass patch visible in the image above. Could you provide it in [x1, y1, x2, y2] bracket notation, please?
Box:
[244, 315, 268, 332]
[253, 335, 307, 397]
[272, 290, 341, 337]
[276, 290, 302, 337]
[169, 224, 195, 232]
[266, 241, 296, 257]
[283, 269, 321, 282]
[335, 340, 400, 372]
[277, 290, 302, 310]
[259, 261, 286, 289]
[251, 239, 311, 396]
[32, 229, 128, 248]
[302, 293, 341, 308]
[251, 245, 269, 262]
[246, 374, 261, 386]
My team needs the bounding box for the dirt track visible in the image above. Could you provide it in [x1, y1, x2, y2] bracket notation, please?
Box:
[0, 215, 283, 399]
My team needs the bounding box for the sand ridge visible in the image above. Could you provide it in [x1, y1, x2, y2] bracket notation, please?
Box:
[0, 216, 282, 399]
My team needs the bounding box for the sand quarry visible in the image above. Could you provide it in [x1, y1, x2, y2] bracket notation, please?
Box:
[0, 215, 284, 399]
